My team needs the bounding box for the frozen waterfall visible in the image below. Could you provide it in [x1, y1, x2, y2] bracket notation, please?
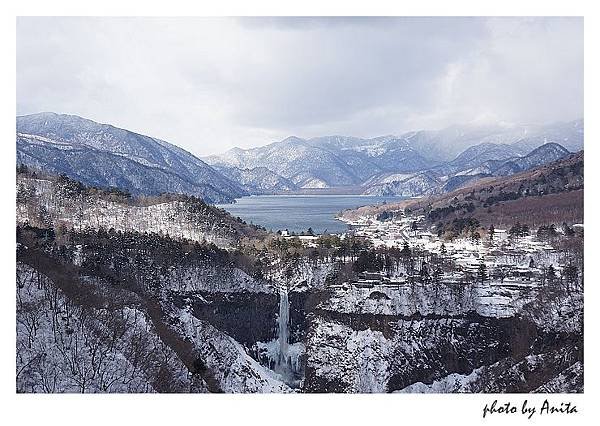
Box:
[253, 288, 305, 387]
[276, 289, 290, 374]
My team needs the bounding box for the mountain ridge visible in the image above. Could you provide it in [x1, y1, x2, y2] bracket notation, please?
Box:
[17, 113, 583, 201]
[16, 113, 247, 203]
[205, 119, 582, 196]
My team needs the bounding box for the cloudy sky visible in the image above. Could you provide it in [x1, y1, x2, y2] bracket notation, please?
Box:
[17, 17, 583, 156]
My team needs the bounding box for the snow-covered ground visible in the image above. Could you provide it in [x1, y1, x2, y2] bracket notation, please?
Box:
[17, 176, 241, 246]
[174, 306, 292, 393]
[16, 263, 197, 393]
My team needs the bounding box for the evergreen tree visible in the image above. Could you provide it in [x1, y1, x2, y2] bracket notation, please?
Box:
[353, 250, 383, 273]
[562, 222, 575, 237]
[509, 222, 522, 239]
[400, 241, 411, 258]
[477, 262, 488, 284]
[432, 267, 443, 284]
[410, 221, 418, 232]
[547, 265, 557, 284]
[420, 262, 430, 282]
[563, 263, 579, 293]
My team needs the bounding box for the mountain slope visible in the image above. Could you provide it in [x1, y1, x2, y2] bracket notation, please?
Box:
[212, 165, 298, 194]
[363, 172, 441, 197]
[344, 151, 584, 228]
[510, 119, 584, 153]
[492, 143, 571, 176]
[361, 142, 572, 196]
[437, 142, 525, 175]
[307, 135, 434, 174]
[205, 120, 582, 196]
[406, 119, 583, 162]
[204, 135, 436, 188]
[206, 136, 367, 188]
[16, 169, 265, 246]
[16, 113, 246, 203]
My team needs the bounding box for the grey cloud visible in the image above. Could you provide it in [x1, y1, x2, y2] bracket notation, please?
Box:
[17, 17, 582, 155]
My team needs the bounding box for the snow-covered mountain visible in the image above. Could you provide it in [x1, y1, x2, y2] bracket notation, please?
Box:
[16, 113, 246, 203]
[404, 119, 583, 162]
[212, 165, 299, 194]
[435, 142, 526, 176]
[206, 136, 362, 188]
[492, 143, 572, 176]
[394, 125, 528, 162]
[307, 135, 434, 175]
[362, 142, 573, 196]
[16, 113, 583, 201]
[206, 120, 582, 195]
[204, 135, 435, 189]
[363, 172, 441, 197]
[510, 119, 584, 153]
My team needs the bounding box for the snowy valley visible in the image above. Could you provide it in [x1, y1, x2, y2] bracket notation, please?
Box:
[16, 150, 583, 392]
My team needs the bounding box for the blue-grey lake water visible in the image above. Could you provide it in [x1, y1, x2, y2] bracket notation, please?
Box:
[215, 195, 402, 234]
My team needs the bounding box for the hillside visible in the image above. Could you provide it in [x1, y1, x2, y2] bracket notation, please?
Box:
[16, 167, 264, 247]
[432, 142, 526, 176]
[363, 172, 440, 197]
[492, 143, 571, 176]
[342, 151, 584, 229]
[17, 113, 246, 203]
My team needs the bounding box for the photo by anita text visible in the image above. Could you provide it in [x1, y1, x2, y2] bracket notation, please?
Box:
[482, 399, 578, 419]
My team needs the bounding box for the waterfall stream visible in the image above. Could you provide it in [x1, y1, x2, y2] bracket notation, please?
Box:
[276, 289, 290, 375]
[255, 287, 304, 387]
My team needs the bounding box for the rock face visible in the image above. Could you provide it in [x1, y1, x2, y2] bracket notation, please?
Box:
[303, 310, 581, 393]
[16, 113, 246, 203]
[305, 314, 518, 392]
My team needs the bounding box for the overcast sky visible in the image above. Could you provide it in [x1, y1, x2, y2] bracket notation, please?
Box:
[17, 17, 583, 156]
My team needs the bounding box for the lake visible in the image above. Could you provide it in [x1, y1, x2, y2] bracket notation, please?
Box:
[215, 195, 402, 234]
